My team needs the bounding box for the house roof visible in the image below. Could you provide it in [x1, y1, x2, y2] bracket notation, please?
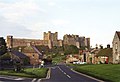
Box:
[31, 46, 42, 55]
[23, 46, 37, 53]
[91, 49, 100, 54]
[11, 50, 28, 58]
[116, 31, 120, 40]
[22, 45, 43, 59]
[97, 48, 112, 57]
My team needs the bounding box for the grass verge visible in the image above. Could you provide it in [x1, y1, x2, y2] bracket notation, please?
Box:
[72, 64, 120, 82]
[0, 68, 48, 78]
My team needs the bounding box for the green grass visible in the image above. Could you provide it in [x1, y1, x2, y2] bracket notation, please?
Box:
[73, 64, 120, 82]
[24, 68, 48, 78]
[0, 68, 48, 78]
[52, 55, 65, 64]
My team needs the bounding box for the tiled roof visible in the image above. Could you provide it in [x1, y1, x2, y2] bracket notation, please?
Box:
[97, 48, 112, 57]
[91, 49, 100, 54]
[116, 31, 120, 40]
[31, 46, 42, 55]
[11, 50, 28, 58]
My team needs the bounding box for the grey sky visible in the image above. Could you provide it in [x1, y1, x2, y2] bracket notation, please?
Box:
[0, 0, 120, 47]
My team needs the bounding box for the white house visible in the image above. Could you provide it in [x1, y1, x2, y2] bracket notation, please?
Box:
[112, 31, 120, 63]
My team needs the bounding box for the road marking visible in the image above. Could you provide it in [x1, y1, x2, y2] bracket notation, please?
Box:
[0, 76, 25, 81]
[14, 78, 24, 80]
[58, 66, 71, 78]
[37, 79, 41, 82]
[67, 75, 71, 78]
[0, 77, 15, 80]
[64, 72, 66, 75]
[32, 78, 37, 82]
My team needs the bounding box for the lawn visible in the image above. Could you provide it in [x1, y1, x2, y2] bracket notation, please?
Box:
[73, 64, 120, 82]
[52, 55, 66, 64]
[0, 68, 48, 78]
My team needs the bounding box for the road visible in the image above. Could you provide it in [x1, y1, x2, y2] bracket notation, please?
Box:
[41, 65, 104, 82]
[0, 75, 41, 82]
[0, 65, 104, 82]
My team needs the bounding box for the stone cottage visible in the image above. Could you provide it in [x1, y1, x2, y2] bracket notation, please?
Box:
[112, 31, 120, 63]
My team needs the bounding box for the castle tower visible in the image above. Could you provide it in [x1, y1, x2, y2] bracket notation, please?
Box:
[85, 38, 90, 49]
[44, 31, 58, 41]
[7, 35, 13, 48]
[43, 31, 58, 48]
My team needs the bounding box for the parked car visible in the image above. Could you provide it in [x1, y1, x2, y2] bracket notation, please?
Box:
[73, 61, 86, 64]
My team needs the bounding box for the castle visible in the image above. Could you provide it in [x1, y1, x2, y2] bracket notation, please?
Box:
[6, 31, 90, 49]
[63, 34, 90, 49]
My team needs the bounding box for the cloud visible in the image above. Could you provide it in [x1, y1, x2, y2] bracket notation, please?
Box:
[51, 19, 70, 26]
[0, 0, 46, 23]
[0, 16, 32, 38]
[48, 2, 56, 6]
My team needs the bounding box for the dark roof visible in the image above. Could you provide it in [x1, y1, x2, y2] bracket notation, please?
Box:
[31, 46, 43, 59]
[31, 46, 42, 55]
[97, 48, 112, 57]
[116, 31, 120, 40]
[11, 50, 28, 58]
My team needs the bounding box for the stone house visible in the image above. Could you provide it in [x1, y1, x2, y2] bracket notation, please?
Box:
[112, 31, 120, 63]
[90, 48, 100, 64]
[90, 45, 112, 64]
[96, 47, 112, 64]
[21, 43, 42, 66]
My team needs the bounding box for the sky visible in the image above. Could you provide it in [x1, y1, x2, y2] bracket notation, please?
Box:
[0, 0, 120, 48]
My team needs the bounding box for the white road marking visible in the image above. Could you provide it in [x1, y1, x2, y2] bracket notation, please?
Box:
[58, 66, 71, 78]
[14, 78, 24, 80]
[0, 76, 25, 81]
[64, 72, 66, 75]
[67, 75, 71, 78]
[32, 78, 37, 82]
[0, 77, 14, 80]
[37, 79, 41, 82]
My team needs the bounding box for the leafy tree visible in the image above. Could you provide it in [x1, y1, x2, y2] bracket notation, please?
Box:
[64, 45, 79, 55]
[35, 45, 49, 54]
[0, 37, 7, 56]
[50, 46, 64, 55]
[0, 53, 13, 68]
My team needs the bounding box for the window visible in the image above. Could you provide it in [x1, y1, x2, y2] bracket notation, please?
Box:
[115, 43, 118, 50]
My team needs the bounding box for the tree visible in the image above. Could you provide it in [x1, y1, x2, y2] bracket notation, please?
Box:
[0, 37, 7, 56]
[64, 45, 79, 55]
[35, 45, 49, 54]
[0, 53, 12, 66]
[50, 46, 64, 55]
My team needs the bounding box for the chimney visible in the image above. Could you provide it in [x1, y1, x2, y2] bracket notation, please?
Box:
[100, 45, 103, 49]
[107, 44, 110, 48]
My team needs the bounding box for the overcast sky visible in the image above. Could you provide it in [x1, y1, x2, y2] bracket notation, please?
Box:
[0, 0, 120, 47]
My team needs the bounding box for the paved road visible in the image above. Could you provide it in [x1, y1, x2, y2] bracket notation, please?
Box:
[0, 75, 41, 82]
[41, 65, 103, 82]
[0, 65, 104, 82]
